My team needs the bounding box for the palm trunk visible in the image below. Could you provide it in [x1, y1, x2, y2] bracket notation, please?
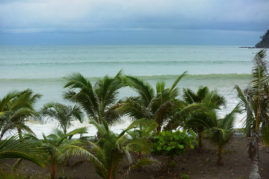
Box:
[63, 127, 67, 136]
[109, 164, 114, 179]
[248, 79, 261, 179]
[249, 133, 261, 179]
[50, 168, 56, 179]
[50, 162, 58, 179]
[246, 107, 252, 137]
[217, 145, 223, 165]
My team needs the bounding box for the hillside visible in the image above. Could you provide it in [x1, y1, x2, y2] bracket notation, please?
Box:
[255, 30, 269, 48]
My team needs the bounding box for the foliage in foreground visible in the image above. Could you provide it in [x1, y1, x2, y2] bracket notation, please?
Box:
[235, 49, 268, 178]
[235, 50, 269, 144]
[0, 136, 42, 166]
[207, 106, 240, 165]
[0, 50, 267, 178]
[183, 86, 225, 149]
[152, 130, 197, 159]
[64, 119, 159, 179]
[24, 128, 87, 179]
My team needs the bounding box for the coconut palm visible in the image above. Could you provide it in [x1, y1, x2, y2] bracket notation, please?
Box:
[41, 103, 83, 135]
[0, 89, 41, 140]
[120, 72, 188, 133]
[235, 50, 268, 178]
[236, 50, 268, 140]
[63, 119, 158, 179]
[249, 50, 269, 141]
[64, 71, 124, 125]
[207, 106, 239, 165]
[24, 127, 88, 179]
[183, 87, 225, 149]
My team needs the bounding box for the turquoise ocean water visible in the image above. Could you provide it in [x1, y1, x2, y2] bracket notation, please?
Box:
[0, 45, 264, 136]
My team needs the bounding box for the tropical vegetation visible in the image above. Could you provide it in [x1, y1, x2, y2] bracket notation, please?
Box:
[235, 49, 269, 178]
[24, 128, 88, 179]
[152, 130, 197, 159]
[183, 86, 225, 149]
[71, 119, 159, 179]
[206, 106, 240, 165]
[0, 50, 267, 178]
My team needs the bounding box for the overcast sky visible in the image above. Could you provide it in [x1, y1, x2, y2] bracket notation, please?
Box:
[0, 0, 268, 45]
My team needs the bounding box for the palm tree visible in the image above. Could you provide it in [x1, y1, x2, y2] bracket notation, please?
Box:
[0, 89, 41, 140]
[0, 91, 18, 140]
[64, 119, 158, 179]
[183, 87, 225, 149]
[41, 103, 83, 135]
[120, 72, 188, 133]
[64, 71, 124, 125]
[236, 50, 269, 140]
[24, 128, 88, 179]
[235, 50, 268, 178]
[207, 106, 239, 165]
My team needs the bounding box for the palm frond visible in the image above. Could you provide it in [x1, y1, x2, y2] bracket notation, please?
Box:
[66, 127, 88, 139]
[169, 71, 187, 93]
[124, 75, 155, 106]
[118, 97, 151, 119]
[0, 136, 43, 166]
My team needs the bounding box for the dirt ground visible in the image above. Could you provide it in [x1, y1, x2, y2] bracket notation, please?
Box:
[1, 136, 269, 179]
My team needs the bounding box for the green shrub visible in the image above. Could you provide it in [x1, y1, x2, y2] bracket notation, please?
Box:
[180, 173, 189, 179]
[152, 130, 197, 158]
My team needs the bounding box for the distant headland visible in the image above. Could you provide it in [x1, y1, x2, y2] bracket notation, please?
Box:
[255, 29, 269, 48]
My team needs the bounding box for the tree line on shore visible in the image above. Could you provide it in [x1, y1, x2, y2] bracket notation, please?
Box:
[0, 50, 268, 179]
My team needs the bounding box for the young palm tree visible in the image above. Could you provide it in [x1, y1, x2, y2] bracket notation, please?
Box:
[207, 106, 239, 165]
[41, 103, 83, 135]
[0, 89, 41, 140]
[64, 119, 158, 179]
[120, 72, 188, 133]
[183, 87, 225, 149]
[24, 127, 87, 179]
[64, 71, 124, 125]
[235, 50, 268, 178]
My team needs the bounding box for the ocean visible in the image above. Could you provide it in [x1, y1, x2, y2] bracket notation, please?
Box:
[0, 45, 263, 137]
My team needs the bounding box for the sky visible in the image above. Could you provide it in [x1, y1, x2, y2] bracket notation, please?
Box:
[0, 0, 269, 45]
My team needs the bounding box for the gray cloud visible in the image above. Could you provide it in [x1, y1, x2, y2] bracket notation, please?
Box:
[0, 0, 268, 33]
